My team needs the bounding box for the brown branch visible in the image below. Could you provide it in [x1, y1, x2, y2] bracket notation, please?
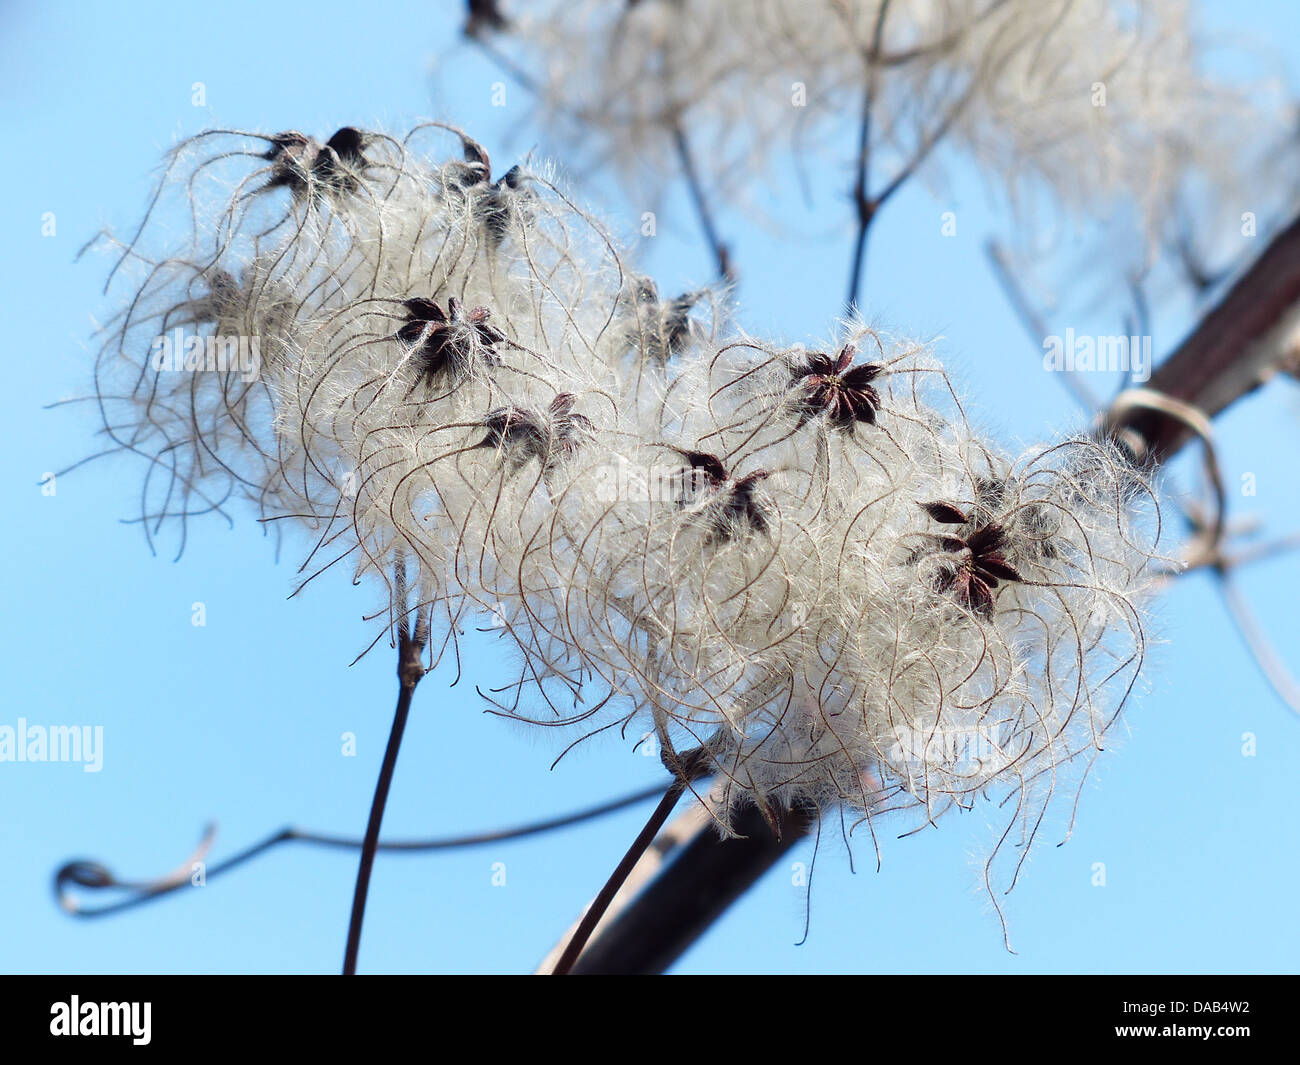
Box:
[549, 746, 713, 974]
[1101, 212, 1300, 462]
[533, 802, 710, 974]
[549, 779, 689, 974]
[569, 800, 815, 975]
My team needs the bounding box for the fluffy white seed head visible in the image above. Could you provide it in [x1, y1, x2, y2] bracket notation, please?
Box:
[83, 122, 1165, 923]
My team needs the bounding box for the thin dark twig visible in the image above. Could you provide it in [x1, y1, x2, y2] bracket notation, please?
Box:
[984, 239, 1103, 412]
[1166, 501, 1300, 717]
[671, 123, 732, 283]
[551, 748, 711, 975]
[846, 4, 984, 314]
[845, 84, 876, 313]
[465, 33, 542, 94]
[1216, 569, 1300, 716]
[845, 0, 892, 313]
[343, 559, 429, 975]
[342, 667, 417, 974]
[550, 780, 688, 975]
[570, 799, 816, 975]
[53, 783, 674, 918]
[1225, 529, 1300, 570]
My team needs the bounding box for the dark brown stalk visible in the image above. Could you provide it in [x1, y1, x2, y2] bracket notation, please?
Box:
[343, 564, 428, 975]
[550, 747, 712, 975]
[569, 800, 815, 975]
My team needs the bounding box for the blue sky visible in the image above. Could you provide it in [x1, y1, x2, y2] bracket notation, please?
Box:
[2, 0, 1299, 974]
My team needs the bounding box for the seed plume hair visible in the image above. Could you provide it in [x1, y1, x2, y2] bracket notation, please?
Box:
[78, 121, 1165, 931]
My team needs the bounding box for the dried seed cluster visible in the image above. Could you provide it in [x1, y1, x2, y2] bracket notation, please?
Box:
[85, 123, 1163, 926]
